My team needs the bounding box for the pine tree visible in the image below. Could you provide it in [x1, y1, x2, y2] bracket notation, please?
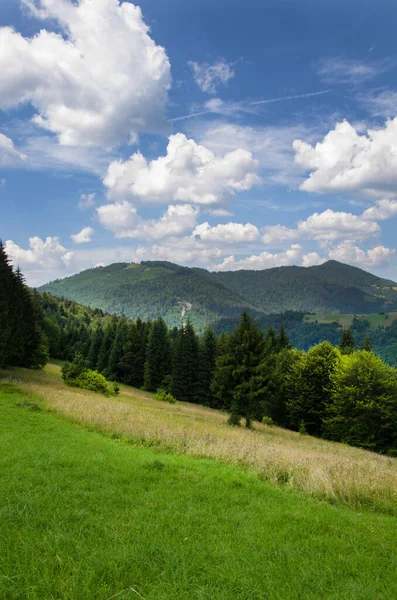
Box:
[339, 329, 355, 355]
[107, 316, 128, 380]
[196, 327, 217, 406]
[96, 316, 117, 374]
[0, 241, 13, 367]
[277, 325, 292, 351]
[88, 326, 103, 370]
[361, 334, 372, 352]
[171, 320, 199, 402]
[121, 318, 148, 388]
[229, 312, 265, 428]
[143, 318, 171, 392]
[210, 332, 234, 410]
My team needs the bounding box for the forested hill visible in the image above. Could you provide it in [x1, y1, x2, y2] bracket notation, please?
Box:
[39, 259, 397, 330]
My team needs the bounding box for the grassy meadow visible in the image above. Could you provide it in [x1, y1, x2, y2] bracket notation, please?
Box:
[1, 365, 397, 599]
[304, 312, 397, 329]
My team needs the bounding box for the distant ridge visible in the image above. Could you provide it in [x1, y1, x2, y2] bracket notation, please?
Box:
[39, 260, 397, 329]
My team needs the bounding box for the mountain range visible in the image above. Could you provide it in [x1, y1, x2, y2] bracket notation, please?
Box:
[39, 260, 397, 330]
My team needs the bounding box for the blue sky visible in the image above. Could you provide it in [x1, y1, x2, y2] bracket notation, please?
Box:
[2, 0, 397, 285]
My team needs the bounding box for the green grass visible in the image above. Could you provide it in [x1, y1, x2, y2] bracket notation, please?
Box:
[304, 312, 397, 329]
[1, 383, 397, 599]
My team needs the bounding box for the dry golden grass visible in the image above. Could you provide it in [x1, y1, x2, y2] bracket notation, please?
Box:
[3, 363, 397, 514]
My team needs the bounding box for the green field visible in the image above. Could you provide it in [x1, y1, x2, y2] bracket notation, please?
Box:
[1, 373, 397, 599]
[304, 312, 397, 329]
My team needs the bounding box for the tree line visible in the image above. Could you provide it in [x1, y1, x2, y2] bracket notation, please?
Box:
[0, 241, 48, 369]
[39, 291, 397, 455]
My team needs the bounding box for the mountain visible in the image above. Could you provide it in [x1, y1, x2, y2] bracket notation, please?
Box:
[39, 260, 397, 330]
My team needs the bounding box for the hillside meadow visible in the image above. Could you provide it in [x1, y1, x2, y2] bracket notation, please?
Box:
[3, 364, 397, 515]
[1, 374, 397, 600]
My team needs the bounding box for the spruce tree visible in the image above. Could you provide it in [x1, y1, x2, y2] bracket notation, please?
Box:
[339, 328, 355, 355]
[88, 326, 103, 370]
[229, 312, 265, 428]
[0, 241, 13, 367]
[361, 334, 372, 352]
[96, 316, 117, 374]
[107, 316, 128, 380]
[143, 318, 171, 391]
[277, 325, 293, 351]
[121, 318, 147, 388]
[171, 320, 199, 402]
[210, 332, 234, 410]
[197, 327, 217, 406]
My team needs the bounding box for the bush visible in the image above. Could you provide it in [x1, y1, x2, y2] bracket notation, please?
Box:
[261, 416, 273, 426]
[112, 382, 120, 395]
[75, 369, 111, 395]
[155, 387, 176, 404]
[61, 353, 88, 384]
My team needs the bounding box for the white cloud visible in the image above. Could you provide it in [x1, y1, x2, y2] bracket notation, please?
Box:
[0, 0, 171, 148]
[361, 198, 397, 221]
[207, 208, 234, 217]
[131, 237, 224, 265]
[328, 242, 395, 268]
[5, 236, 74, 284]
[0, 178, 6, 186]
[317, 57, 392, 85]
[195, 121, 316, 187]
[214, 244, 303, 271]
[71, 226, 94, 244]
[359, 89, 397, 118]
[78, 193, 96, 210]
[301, 252, 326, 267]
[193, 221, 259, 243]
[294, 118, 397, 196]
[97, 202, 199, 239]
[263, 208, 380, 245]
[104, 133, 259, 205]
[0, 132, 27, 166]
[96, 201, 140, 235]
[189, 59, 234, 94]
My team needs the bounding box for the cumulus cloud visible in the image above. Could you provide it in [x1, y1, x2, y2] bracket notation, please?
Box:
[104, 133, 259, 205]
[5, 236, 72, 266]
[0, 0, 171, 147]
[71, 226, 94, 244]
[0, 133, 27, 166]
[293, 118, 397, 196]
[328, 242, 395, 268]
[361, 198, 397, 221]
[214, 244, 303, 271]
[189, 59, 234, 93]
[78, 193, 96, 211]
[97, 203, 199, 239]
[193, 221, 259, 243]
[96, 201, 140, 235]
[263, 209, 380, 245]
[301, 252, 326, 267]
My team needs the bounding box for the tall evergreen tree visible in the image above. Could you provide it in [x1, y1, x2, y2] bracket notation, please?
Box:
[88, 326, 104, 370]
[277, 325, 292, 351]
[211, 332, 234, 410]
[172, 320, 199, 403]
[121, 318, 148, 388]
[196, 326, 217, 406]
[107, 316, 128, 380]
[361, 334, 372, 352]
[96, 316, 117, 374]
[143, 318, 171, 392]
[339, 328, 355, 355]
[0, 241, 13, 367]
[229, 312, 265, 428]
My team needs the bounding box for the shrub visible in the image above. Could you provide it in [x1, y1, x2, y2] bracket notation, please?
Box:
[262, 416, 274, 426]
[75, 369, 112, 395]
[112, 382, 120, 395]
[61, 353, 88, 384]
[155, 387, 176, 404]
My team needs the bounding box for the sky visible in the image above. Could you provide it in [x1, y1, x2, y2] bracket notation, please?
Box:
[2, 0, 397, 286]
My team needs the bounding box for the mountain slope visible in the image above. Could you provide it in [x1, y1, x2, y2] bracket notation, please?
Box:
[39, 260, 397, 329]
